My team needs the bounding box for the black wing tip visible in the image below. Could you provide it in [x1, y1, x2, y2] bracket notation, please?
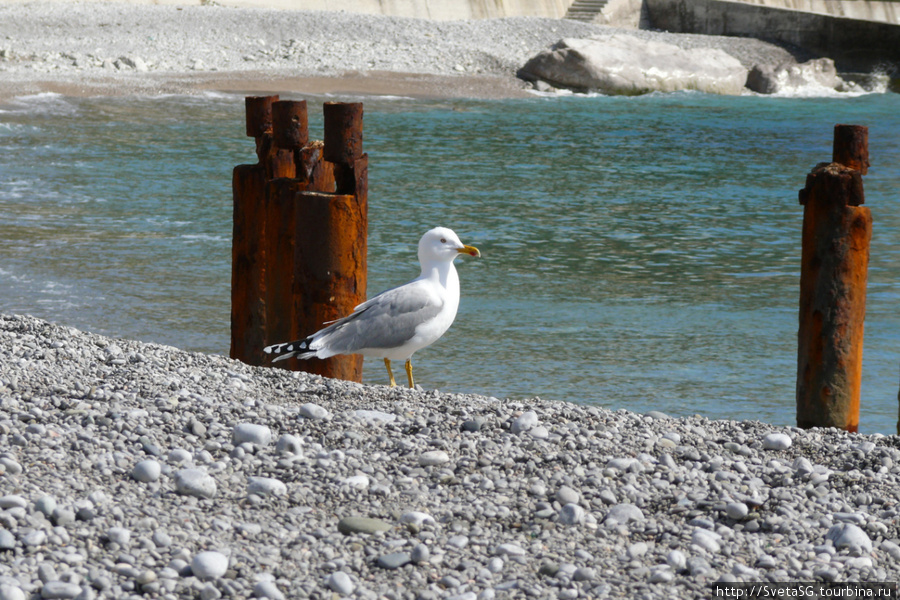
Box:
[263, 339, 312, 360]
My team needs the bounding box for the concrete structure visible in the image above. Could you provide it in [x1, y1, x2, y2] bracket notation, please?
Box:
[644, 0, 900, 71]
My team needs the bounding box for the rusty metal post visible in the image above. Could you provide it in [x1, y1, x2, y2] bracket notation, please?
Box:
[796, 124, 872, 432]
[231, 95, 278, 366]
[291, 102, 368, 381]
[232, 98, 367, 383]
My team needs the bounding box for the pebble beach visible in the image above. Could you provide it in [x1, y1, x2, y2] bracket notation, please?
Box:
[1, 313, 899, 600]
[0, 1, 804, 101]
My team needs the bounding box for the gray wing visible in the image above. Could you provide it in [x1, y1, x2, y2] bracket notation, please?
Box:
[312, 278, 444, 356]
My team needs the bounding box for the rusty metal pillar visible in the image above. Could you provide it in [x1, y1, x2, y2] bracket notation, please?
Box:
[796, 124, 872, 432]
[231, 95, 278, 366]
[291, 102, 367, 381]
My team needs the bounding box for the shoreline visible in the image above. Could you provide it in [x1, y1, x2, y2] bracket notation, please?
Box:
[0, 70, 538, 104]
[1, 311, 899, 599]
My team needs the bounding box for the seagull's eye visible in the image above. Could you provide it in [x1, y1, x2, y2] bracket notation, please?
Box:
[440, 238, 447, 243]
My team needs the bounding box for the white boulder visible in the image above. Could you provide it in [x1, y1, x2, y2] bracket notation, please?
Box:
[519, 35, 748, 96]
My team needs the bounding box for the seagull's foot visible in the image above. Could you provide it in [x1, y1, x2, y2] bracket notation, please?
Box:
[405, 360, 415, 389]
[384, 358, 398, 388]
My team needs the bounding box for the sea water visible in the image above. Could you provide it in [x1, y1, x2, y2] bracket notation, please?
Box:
[1, 89, 898, 434]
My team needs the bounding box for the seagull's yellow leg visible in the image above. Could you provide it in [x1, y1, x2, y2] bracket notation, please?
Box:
[405, 359, 415, 389]
[384, 358, 398, 387]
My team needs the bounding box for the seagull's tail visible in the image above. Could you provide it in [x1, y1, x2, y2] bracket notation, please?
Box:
[263, 337, 317, 362]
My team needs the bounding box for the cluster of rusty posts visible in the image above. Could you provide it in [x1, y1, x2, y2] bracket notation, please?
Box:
[796, 124, 873, 433]
[230, 96, 367, 382]
[228, 107, 884, 431]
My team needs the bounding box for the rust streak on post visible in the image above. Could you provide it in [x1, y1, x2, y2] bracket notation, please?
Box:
[231, 95, 279, 366]
[293, 191, 366, 382]
[796, 125, 871, 432]
[264, 178, 302, 369]
[230, 163, 268, 366]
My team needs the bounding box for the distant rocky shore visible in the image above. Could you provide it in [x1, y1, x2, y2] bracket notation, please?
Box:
[0, 1, 878, 100]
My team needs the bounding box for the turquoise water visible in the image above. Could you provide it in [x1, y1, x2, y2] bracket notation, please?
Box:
[1, 90, 898, 433]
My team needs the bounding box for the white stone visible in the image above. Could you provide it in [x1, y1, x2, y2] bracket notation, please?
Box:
[400, 511, 436, 527]
[247, 477, 287, 497]
[232, 423, 272, 446]
[275, 434, 303, 456]
[666, 549, 686, 570]
[325, 571, 354, 595]
[725, 502, 749, 520]
[252, 581, 285, 600]
[556, 486, 580, 505]
[174, 469, 217, 498]
[559, 503, 585, 525]
[132, 460, 161, 482]
[0, 585, 25, 600]
[519, 34, 748, 96]
[495, 543, 526, 556]
[691, 528, 722, 553]
[353, 409, 395, 423]
[762, 432, 792, 450]
[343, 475, 369, 490]
[604, 503, 644, 524]
[298, 403, 330, 420]
[418, 451, 450, 466]
[826, 523, 872, 554]
[191, 551, 228, 580]
[107, 527, 131, 546]
[510, 411, 539, 433]
[0, 495, 26, 509]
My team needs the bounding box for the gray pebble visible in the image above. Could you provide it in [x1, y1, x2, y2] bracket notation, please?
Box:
[337, 517, 391, 535]
[826, 523, 872, 554]
[325, 571, 354, 595]
[40, 582, 82, 599]
[559, 503, 585, 525]
[298, 403, 330, 420]
[0, 530, 15, 550]
[376, 552, 411, 569]
[556, 485, 580, 505]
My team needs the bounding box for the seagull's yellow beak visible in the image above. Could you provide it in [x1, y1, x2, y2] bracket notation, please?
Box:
[458, 245, 481, 258]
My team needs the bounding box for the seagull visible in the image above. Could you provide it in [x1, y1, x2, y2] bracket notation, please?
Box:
[263, 227, 481, 388]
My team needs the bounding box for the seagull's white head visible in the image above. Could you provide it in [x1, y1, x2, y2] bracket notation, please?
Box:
[418, 227, 481, 267]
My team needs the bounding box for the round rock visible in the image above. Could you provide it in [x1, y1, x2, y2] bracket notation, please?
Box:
[232, 423, 272, 446]
[418, 451, 450, 466]
[247, 477, 287, 497]
[132, 459, 162, 483]
[762, 432, 792, 450]
[325, 571, 354, 595]
[174, 469, 217, 498]
[191, 551, 229, 580]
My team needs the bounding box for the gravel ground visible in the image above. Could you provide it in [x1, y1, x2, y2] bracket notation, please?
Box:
[1, 313, 899, 600]
[0, 1, 803, 99]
